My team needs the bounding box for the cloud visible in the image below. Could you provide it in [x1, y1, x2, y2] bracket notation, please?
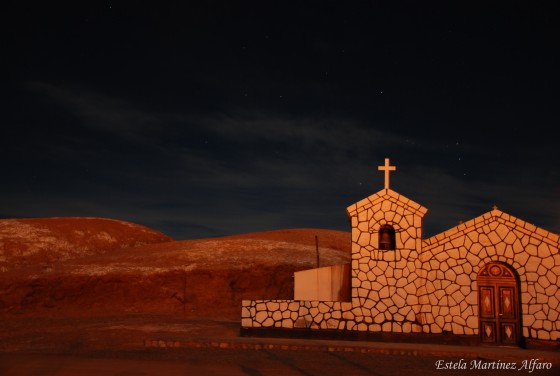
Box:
[14, 81, 558, 239]
[24, 81, 168, 153]
[195, 111, 402, 155]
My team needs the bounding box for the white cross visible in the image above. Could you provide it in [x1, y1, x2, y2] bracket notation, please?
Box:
[378, 158, 396, 189]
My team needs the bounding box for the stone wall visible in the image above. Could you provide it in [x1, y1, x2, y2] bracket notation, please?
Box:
[242, 189, 430, 334]
[421, 208, 560, 341]
[241, 191, 560, 343]
[348, 189, 427, 332]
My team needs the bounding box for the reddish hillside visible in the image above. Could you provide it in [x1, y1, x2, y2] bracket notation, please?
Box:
[0, 217, 172, 273]
[0, 225, 350, 320]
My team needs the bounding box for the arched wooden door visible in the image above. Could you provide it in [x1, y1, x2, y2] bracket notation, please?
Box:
[478, 262, 521, 346]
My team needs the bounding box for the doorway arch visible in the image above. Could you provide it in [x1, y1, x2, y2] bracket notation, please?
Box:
[477, 262, 521, 346]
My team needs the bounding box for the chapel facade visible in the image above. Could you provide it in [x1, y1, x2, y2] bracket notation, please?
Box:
[241, 159, 560, 346]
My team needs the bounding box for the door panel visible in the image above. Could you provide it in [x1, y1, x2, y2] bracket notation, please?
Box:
[501, 322, 518, 345]
[499, 287, 515, 319]
[479, 287, 494, 318]
[480, 321, 497, 344]
[478, 263, 520, 346]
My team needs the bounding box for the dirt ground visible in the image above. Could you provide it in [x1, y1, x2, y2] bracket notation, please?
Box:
[0, 222, 359, 374]
[0, 314, 240, 354]
[2, 315, 559, 376]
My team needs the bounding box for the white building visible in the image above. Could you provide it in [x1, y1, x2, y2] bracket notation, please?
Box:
[241, 159, 560, 346]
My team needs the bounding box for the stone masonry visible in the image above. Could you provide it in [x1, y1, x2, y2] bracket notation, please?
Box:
[241, 160, 560, 343]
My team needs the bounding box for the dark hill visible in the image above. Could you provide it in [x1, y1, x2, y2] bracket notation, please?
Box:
[0, 220, 350, 320]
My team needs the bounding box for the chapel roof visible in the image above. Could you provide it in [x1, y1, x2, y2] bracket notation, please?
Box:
[346, 188, 428, 218]
[423, 207, 560, 251]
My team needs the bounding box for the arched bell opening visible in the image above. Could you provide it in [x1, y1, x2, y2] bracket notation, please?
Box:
[378, 224, 396, 250]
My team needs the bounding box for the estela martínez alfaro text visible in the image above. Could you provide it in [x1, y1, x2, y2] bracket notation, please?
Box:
[435, 359, 553, 372]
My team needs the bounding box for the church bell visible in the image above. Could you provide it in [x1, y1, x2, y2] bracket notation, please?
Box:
[378, 225, 395, 250]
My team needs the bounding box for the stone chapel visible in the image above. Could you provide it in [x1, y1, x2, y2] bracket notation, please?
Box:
[241, 159, 560, 346]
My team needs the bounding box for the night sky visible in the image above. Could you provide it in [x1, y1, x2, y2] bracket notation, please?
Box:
[3, 2, 559, 240]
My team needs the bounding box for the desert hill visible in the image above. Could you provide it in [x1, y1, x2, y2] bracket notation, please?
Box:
[0, 219, 350, 320]
[0, 217, 172, 273]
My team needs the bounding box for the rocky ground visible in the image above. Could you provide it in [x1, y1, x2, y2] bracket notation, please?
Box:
[0, 217, 350, 353]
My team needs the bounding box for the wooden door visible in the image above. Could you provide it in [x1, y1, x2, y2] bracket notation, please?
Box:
[478, 263, 520, 346]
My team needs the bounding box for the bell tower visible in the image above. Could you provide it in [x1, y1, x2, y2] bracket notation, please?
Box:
[346, 158, 428, 332]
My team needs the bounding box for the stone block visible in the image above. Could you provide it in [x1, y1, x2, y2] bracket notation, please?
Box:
[444, 268, 456, 281]
[241, 318, 253, 327]
[358, 222, 369, 232]
[450, 305, 460, 317]
[266, 302, 280, 311]
[429, 259, 440, 270]
[359, 262, 369, 273]
[294, 318, 307, 328]
[406, 295, 418, 306]
[288, 302, 300, 311]
[356, 323, 367, 331]
[549, 296, 559, 311]
[451, 323, 464, 335]
[466, 316, 477, 329]
[452, 316, 466, 326]
[456, 274, 470, 286]
[402, 322, 412, 333]
[255, 311, 268, 323]
[379, 286, 390, 298]
[358, 232, 370, 246]
[356, 272, 367, 283]
[525, 256, 541, 273]
[309, 307, 319, 317]
[387, 304, 398, 314]
[358, 210, 367, 222]
[368, 290, 379, 301]
[282, 319, 294, 328]
[479, 233, 491, 246]
[449, 247, 463, 260]
[431, 323, 442, 333]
